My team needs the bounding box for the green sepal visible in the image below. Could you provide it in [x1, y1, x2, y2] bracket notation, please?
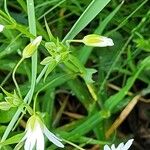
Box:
[44, 17, 55, 42]
[0, 102, 11, 111]
[0, 86, 12, 97]
[0, 87, 21, 107]
[40, 56, 53, 65]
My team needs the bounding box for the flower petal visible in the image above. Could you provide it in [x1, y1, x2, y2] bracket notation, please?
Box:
[24, 131, 36, 150]
[123, 139, 134, 150]
[44, 126, 64, 148]
[104, 145, 111, 150]
[35, 124, 45, 150]
[0, 24, 4, 32]
[111, 144, 116, 150]
[116, 142, 124, 150]
[43, 125, 62, 141]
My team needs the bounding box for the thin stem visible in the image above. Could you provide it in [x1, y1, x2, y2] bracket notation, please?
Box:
[66, 39, 83, 46]
[67, 39, 83, 43]
[86, 83, 97, 101]
[63, 138, 85, 150]
[36, 65, 48, 84]
[26, 0, 37, 104]
[33, 91, 39, 112]
[0, 71, 12, 87]
[12, 57, 24, 98]
[0, 0, 37, 145]
[0, 63, 47, 145]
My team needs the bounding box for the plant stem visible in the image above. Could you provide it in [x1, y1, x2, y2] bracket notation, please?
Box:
[26, 0, 37, 104]
[66, 39, 83, 46]
[0, 0, 37, 146]
[12, 57, 24, 98]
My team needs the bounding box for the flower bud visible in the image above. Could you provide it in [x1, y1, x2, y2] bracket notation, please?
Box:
[22, 36, 42, 58]
[0, 24, 4, 32]
[82, 34, 114, 47]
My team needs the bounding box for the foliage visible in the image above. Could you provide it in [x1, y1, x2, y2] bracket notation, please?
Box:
[0, 0, 149, 149]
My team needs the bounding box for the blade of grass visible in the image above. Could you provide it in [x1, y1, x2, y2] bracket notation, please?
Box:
[0, 0, 37, 144]
[38, 0, 66, 20]
[62, 0, 111, 42]
[104, 56, 150, 111]
[78, 1, 124, 64]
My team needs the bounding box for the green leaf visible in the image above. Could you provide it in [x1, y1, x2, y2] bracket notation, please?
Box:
[0, 132, 24, 146]
[69, 54, 85, 73]
[78, 1, 124, 64]
[0, 87, 12, 98]
[104, 56, 150, 111]
[63, 0, 111, 42]
[134, 38, 150, 52]
[0, 108, 17, 123]
[82, 68, 97, 84]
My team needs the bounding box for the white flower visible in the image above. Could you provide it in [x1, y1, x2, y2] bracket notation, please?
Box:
[16, 114, 64, 150]
[0, 24, 4, 32]
[104, 139, 134, 150]
[82, 34, 114, 47]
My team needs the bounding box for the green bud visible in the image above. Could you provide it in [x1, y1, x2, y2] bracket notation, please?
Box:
[0, 102, 11, 111]
[82, 34, 114, 47]
[22, 36, 42, 58]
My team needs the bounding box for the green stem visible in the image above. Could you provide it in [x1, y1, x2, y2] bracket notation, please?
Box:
[0, 0, 37, 146]
[63, 138, 85, 150]
[26, 0, 37, 104]
[36, 65, 48, 84]
[33, 91, 39, 112]
[66, 39, 83, 46]
[86, 83, 97, 101]
[12, 57, 24, 98]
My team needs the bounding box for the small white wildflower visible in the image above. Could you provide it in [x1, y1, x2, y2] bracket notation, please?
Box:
[82, 34, 114, 47]
[22, 36, 42, 58]
[16, 114, 64, 150]
[104, 139, 134, 150]
[0, 24, 4, 32]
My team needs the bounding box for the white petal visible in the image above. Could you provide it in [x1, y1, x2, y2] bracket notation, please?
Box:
[104, 145, 111, 150]
[116, 142, 124, 150]
[101, 36, 114, 46]
[35, 125, 45, 150]
[111, 144, 116, 150]
[32, 36, 42, 45]
[0, 24, 4, 32]
[123, 139, 134, 150]
[43, 125, 62, 141]
[24, 131, 36, 150]
[24, 138, 31, 150]
[44, 126, 64, 148]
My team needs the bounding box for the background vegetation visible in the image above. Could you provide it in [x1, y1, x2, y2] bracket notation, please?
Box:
[0, 0, 150, 149]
